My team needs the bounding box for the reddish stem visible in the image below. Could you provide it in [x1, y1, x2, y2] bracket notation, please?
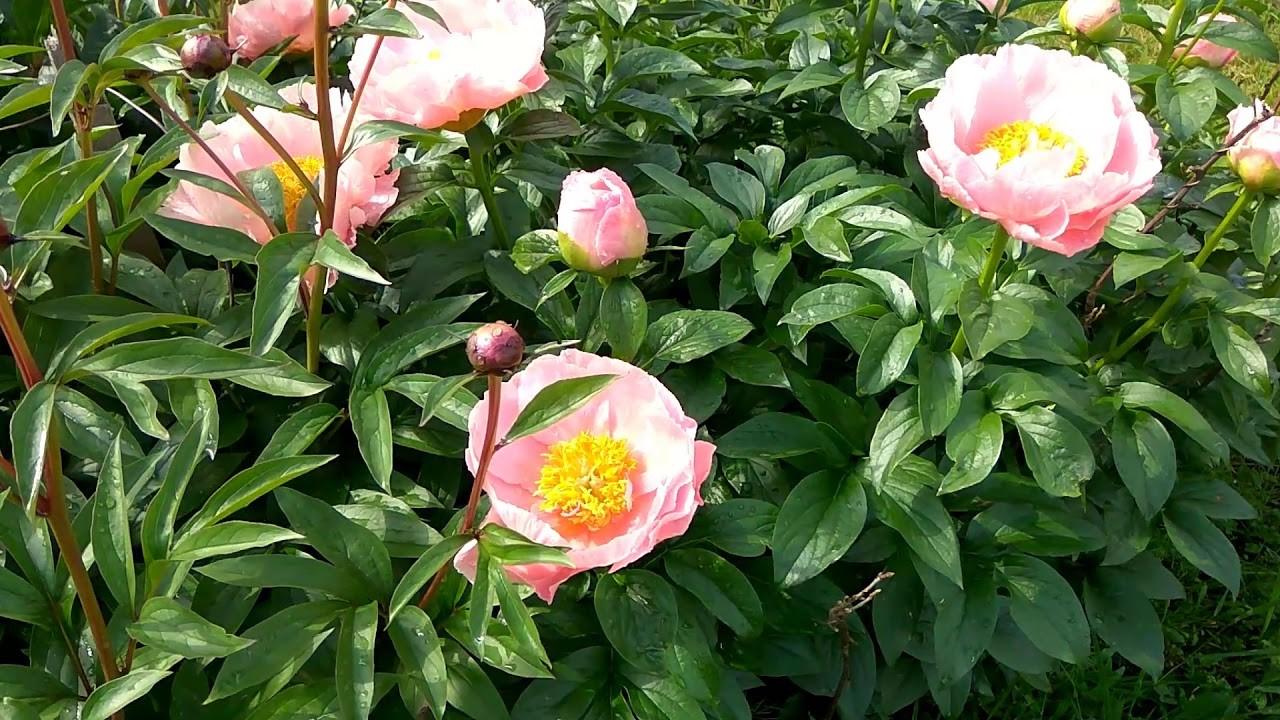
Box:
[48, 0, 77, 61]
[336, 0, 399, 154]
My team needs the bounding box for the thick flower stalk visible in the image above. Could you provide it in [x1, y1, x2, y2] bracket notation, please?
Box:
[557, 169, 649, 277]
[455, 350, 715, 602]
[348, 0, 549, 131]
[918, 44, 1161, 257]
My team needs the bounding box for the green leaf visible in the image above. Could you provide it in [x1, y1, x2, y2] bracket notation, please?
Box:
[958, 283, 1034, 359]
[932, 562, 997, 685]
[680, 229, 734, 277]
[73, 337, 276, 382]
[1116, 382, 1228, 461]
[999, 555, 1090, 664]
[1084, 569, 1164, 675]
[414, 373, 478, 427]
[222, 64, 290, 109]
[198, 555, 368, 603]
[49, 59, 87, 132]
[468, 544, 496, 650]
[771, 469, 866, 587]
[1252, 195, 1280, 267]
[717, 412, 839, 460]
[713, 344, 789, 389]
[0, 665, 77, 700]
[480, 525, 573, 567]
[146, 214, 261, 263]
[866, 388, 926, 490]
[444, 640, 512, 720]
[128, 597, 253, 658]
[492, 563, 550, 668]
[258, 403, 342, 462]
[140, 411, 209, 565]
[855, 316, 922, 395]
[917, 349, 962, 438]
[511, 229, 561, 273]
[101, 14, 206, 59]
[802, 216, 852, 262]
[390, 606, 448, 719]
[251, 232, 315, 356]
[1208, 314, 1272, 398]
[355, 312, 478, 389]
[779, 283, 881, 340]
[0, 83, 52, 124]
[15, 142, 130, 235]
[872, 457, 963, 588]
[10, 381, 57, 512]
[170, 521, 301, 562]
[276, 488, 393, 600]
[0, 567, 47, 627]
[207, 601, 343, 702]
[840, 73, 901, 132]
[600, 278, 647, 362]
[641, 310, 753, 365]
[82, 670, 172, 720]
[229, 348, 331, 398]
[1111, 251, 1176, 288]
[606, 45, 704, 94]
[1163, 504, 1241, 594]
[594, 570, 679, 671]
[92, 433, 135, 610]
[183, 454, 337, 534]
[1112, 411, 1177, 519]
[692, 499, 777, 558]
[1197, 16, 1278, 61]
[940, 399, 1003, 494]
[107, 378, 167, 441]
[841, 268, 918, 323]
[1003, 406, 1095, 498]
[351, 388, 394, 491]
[501, 374, 619, 444]
[708, 163, 766, 219]
[337, 602, 378, 720]
[666, 549, 763, 636]
[315, 229, 389, 285]
[389, 535, 472, 621]
[1156, 73, 1215, 140]
[48, 312, 206, 379]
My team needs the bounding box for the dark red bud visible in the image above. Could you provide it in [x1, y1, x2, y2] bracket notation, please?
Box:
[466, 322, 525, 374]
[181, 34, 233, 79]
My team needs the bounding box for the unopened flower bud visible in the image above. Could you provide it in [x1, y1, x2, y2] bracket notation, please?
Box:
[181, 34, 233, 79]
[467, 322, 525, 374]
[1060, 0, 1122, 42]
[1173, 14, 1240, 69]
[1227, 101, 1280, 194]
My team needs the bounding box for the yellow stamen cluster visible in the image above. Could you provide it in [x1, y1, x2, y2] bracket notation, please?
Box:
[981, 121, 1087, 176]
[267, 155, 325, 231]
[536, 432, 636, 531]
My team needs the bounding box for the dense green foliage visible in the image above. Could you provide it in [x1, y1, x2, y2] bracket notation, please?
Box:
[0, 0, 1278, 718]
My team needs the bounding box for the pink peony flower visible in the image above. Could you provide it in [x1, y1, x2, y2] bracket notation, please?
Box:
[1173, 14, 1240, 69]
[160, 83, 399, 247]
[348, 0, 549, 132]
[1226, 101, 1280, 194]
[228, 0, 354, 61]
[917, 44, 1161, 256]
[1060, 0, 1122, 42]
[977, 0, 1008, 16]
[455, 350, 715, 602]
[557, 169, 649, 275]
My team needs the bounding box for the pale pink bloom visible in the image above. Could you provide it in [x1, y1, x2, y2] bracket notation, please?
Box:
[1226, 101, 1280, 193]
[977, 0, 1008, 16]
[1174, 14, 1240, 69]
[348, 0, 549, 131]
[1060, 0, 1122, 41]
[228, 0, 354, 61]
[456, 350, 715, 602]
[160, 84, 399, 247]
[917, 44, 1161, 256]
[557, 169, 649, 274]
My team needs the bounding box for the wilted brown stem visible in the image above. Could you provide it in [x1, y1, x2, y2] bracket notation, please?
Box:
[824, 572, 894, 720]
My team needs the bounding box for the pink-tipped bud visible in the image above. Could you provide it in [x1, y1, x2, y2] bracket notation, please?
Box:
[1060, 0, 1122, 42]
[181, 34, 233, 79]
[1227, 101, 1280, 194]
[467, 322, 525, 374]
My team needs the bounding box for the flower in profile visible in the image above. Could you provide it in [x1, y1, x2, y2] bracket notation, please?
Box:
[1226, 101, 1280, 194]
[348, 0, 549, 132]
[1173, 14, 1240, 69]
[456, 350, 715, 602]
[1060, 0, 1122, 42]
[557, 169, 649, 276]
[917, 44, 1161, 256]
[160, 84, 399, 246]
[229, 0, 354, 61]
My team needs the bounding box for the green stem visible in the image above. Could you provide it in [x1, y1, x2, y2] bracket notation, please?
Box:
[1169, 0, 1224, 71]
[854, 0, 882, 82]
[469, 138, 510, 249]
[879, 0, 898, 54]
[1156, 0, 1189, 67]
[305, 267, 325, 374]
[1105, 190, 1255, 363]
[75, 117, 104, 293]
[950, 226, 1011, 357]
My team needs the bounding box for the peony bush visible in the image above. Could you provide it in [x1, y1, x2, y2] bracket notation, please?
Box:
[0, 0, 1276, 718]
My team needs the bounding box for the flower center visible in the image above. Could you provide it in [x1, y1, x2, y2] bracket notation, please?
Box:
[267, 155, 324, 231]
[536, 432, 636, 531]
[981, 121, 1087, 176]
